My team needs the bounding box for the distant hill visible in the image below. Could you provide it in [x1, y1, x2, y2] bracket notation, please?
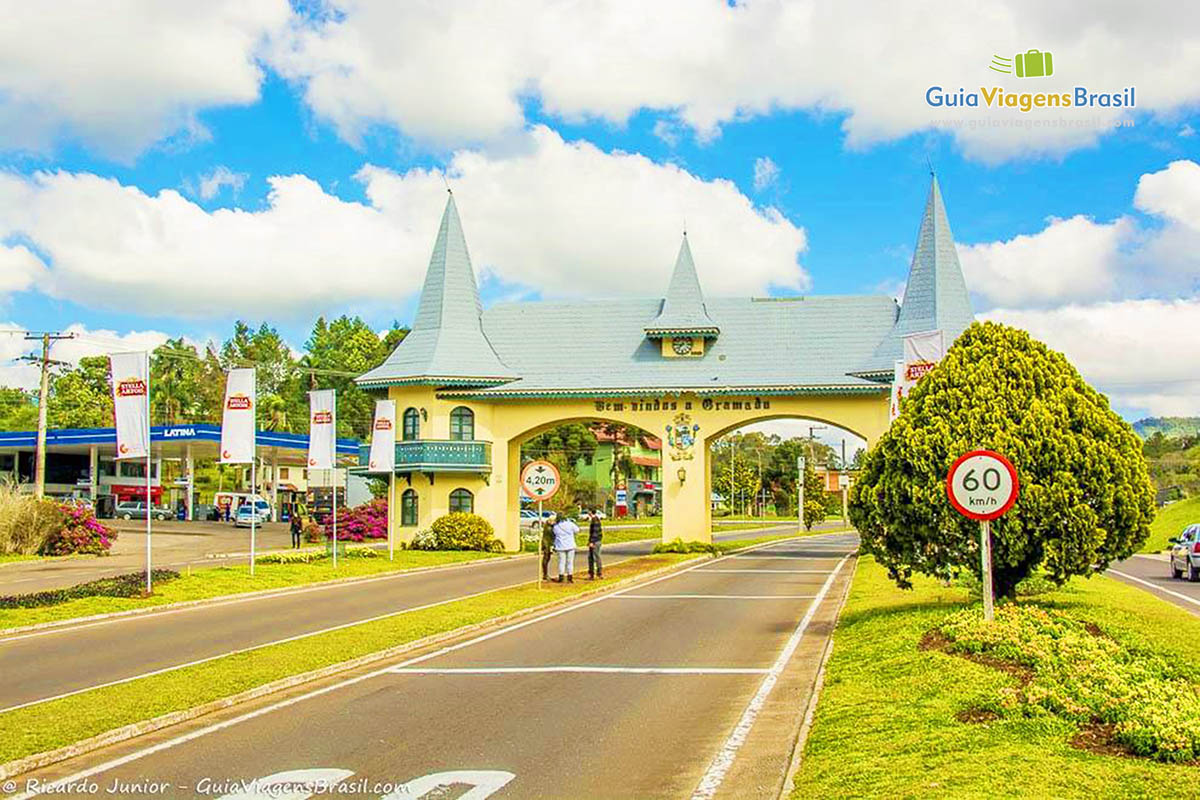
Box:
[1133, 417, 1200, 438]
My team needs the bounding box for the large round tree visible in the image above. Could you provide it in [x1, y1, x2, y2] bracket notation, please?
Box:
[850, 321, 1154, 599]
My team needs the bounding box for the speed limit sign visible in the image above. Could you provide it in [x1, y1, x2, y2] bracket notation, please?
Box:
[946, 449, 1019, 622]
[946, 450, 1019, 521]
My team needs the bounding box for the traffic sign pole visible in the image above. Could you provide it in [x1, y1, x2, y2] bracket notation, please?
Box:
[537, 499, 543, 590]
[980, 519, 994, 621]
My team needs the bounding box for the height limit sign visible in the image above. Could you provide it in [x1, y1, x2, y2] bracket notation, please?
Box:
[946, 450, 1019, 622]
[520, 460, 561, 502]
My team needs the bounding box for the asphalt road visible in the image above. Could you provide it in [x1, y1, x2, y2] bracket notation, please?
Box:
[0, 525, 806, 715]
[1108, 551, 1200, 617]
[9, 533, 858, 800]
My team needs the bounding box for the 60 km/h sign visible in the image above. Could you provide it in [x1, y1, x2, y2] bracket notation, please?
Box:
[946, 449, 1020, 623]
[520, 460, 561, 501]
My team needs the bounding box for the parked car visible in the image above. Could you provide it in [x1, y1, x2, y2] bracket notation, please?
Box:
[234, 502, 271, 528]
[1169, 524, 1200, 581]
[579, 508, 606, 519]
[519, 509, 541, 531]
[115, 501, 173, 521]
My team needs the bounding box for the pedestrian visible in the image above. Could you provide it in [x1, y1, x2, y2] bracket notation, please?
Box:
[587, 509, 603, 579]
[552, 513, 580, 583]
[290, 512, 304, 549]
[541, 512, 557, 581]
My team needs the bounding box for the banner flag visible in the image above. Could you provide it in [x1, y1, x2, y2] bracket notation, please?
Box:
[902, 329, 945, 384]
[220, 368, 256, 463]
[368, 399, 396, 473]
[308, 389, 337, 470]
[889, 359, 905, 422]
[110, 352, 150, 460]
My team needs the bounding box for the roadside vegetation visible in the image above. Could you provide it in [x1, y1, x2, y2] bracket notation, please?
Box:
[792, 559, 1200, 799]
[0, 483, 114, 559]
[0, 552, 696, 766]
[1141, 495, 1200, 552]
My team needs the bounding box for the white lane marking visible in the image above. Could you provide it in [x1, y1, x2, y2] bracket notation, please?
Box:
[695, 569, 832, 574]
[0, 579, 528, 715]
[615, 594, 818, 600]
[690, 555, 849, 800]
[730, 555, 851, 560]
[383, 770, 515, 800]
[387, 666, 769, 675]
[11, 535, 829, 796]
[1108, 569, 1200, 609]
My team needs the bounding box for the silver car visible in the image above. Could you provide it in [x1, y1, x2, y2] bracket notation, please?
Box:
[1169, 524, 1200, 581]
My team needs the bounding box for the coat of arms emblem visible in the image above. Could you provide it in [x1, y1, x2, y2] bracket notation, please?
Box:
[665, 413, 700, 460]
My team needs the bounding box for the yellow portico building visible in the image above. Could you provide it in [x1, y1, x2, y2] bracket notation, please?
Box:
[356, 177, 974, 550]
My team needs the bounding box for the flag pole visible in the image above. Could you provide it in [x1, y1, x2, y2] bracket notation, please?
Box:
[250, 458, 257, 577]
[332, 467, 339, 568]
[145, 356, 152, 595]
[388, 471, 395, 561]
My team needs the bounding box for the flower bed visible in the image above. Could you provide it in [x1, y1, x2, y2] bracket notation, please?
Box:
[323, 498, 389, 542]
[40, 503, 117, 556]
[937, 604, 1200, 762]
[0, 569, 179, 609]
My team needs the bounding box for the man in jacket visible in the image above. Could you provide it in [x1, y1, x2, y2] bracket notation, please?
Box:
[552, 514, 580, 583]
[540, 513, 557, 581]
[587, 510, 603, 579]
[289, 513, 304, 549]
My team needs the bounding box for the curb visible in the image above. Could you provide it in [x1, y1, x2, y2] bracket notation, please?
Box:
[0, 538, 804, 783]
[0, 552, 532, 639]
[776, 554, 860, 800]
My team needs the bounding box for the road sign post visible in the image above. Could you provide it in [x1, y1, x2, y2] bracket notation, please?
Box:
[521, 460, 561, 589]
[946, 450, 1019, 622]
[797, 456, 805, 531]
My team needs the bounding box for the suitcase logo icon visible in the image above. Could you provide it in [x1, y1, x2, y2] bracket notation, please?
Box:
[990, 50, 1054, 78]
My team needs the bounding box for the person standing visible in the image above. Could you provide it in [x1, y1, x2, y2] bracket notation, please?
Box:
[541, 512, 557, 581]
[290, 512, 304, 549]
[587, 510, 603, 579]
[552, 514, 580, 583]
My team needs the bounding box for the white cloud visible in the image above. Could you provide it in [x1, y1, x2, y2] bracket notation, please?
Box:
[1135, 159, 1200, 230]
[0, 0, 291, 160]
[753, 157, 780, 192]
[981, 299, 1200, 417]
[958, 215, 1132, 308]
[0, 323, 175, 391]
[269, 0, 1200, 161]
[0, 245, 47, 295]
[195, 166, 249, 200]
[0, 127, 807, 317]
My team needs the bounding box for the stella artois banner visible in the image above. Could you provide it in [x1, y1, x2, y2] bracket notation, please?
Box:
[368, 399, 396, 473]
[110, 352, 150, 460]
[220, 368, 256, 464]
[902, 329, 945, 384]
[307, 389, 337, 470]
[889, 359, 905, 422]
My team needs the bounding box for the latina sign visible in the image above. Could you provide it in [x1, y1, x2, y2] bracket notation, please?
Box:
[946, 449, 1019, 521]
[520, 460, 561, 501]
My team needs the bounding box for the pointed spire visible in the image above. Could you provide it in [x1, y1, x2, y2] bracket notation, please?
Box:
[852, 175, 974, 377]
[644, 235, 720, 338]
[356, 194, 515, 388]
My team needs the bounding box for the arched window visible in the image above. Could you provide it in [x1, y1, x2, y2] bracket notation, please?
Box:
[449, 406, 475, 441]
[402, 407, 420, 441]
[401, 488, 418, 526]
[449, 488, 474, 514]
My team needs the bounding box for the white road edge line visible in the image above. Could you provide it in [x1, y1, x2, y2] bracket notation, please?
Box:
[387, 666, 769, 675]
[695, 569, 832, 574]
[10, 534, 841, 798]
[1108, 569, 1200, 609]
[615, 594, 818, 600]
[690, 554, 849, 800]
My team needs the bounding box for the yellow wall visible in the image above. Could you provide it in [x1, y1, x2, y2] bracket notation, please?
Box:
[386, 387, 890, 551]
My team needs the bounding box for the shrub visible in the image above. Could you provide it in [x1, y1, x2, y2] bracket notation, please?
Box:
[0, 569, 179, 608]
[40, 503, 117, 556]
[255, 545, 382, 565]
[938, 604, 1200, 762]
[0, 483, 62, 555]
[411, 513, 503, 551]
[324, 498, 389, 542]
[303, 521, 324, 543]
[803, 500, 826, 531]
[653, 538, 719, 555]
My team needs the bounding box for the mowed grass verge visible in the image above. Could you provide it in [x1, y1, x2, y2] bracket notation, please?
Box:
[0, 549, 501, 630]
[0, 552, 695, 766]
[792, 559, 1200, 800]
[1141, 495, 1200, 552]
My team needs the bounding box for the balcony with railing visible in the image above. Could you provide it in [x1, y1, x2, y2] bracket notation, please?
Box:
[357, 440, 493, 474]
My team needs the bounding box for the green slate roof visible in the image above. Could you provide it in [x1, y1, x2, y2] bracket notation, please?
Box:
[853, 176, 974, 377]
[644, 236, 720, 338]
[357, 194, 516, 388]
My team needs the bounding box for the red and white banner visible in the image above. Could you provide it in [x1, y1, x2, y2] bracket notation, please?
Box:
[307, 389, 337, 470]
[902, 329, 945, 383]
[220, 368, 256, 464]
[368, 399, 396, 473]
[110, 351, 150, 460]
[889, 359, 905, 422]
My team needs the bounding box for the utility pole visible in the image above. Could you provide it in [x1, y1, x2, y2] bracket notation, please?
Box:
[22, 332, 75, 498]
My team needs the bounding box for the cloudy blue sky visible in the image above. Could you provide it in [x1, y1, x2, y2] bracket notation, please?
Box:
[1, 1, 1198, 423]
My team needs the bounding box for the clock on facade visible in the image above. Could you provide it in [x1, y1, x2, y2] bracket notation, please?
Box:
[672, 337, 694, 355]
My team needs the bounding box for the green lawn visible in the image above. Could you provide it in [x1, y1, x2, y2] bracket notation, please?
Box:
[0, 553, 42, 566]
[0, 552, 696, 765]
[792, 559, 1200, 799]
[1141, 495, 1200, 552]
[0, 549, 501, 630]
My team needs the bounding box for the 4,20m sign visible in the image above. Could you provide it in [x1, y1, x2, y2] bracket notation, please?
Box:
[520, 460, 561, 501]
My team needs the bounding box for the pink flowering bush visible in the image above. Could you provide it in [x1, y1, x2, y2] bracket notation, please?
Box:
[323, 498, 389, 542]
[40, 502, 117, 556]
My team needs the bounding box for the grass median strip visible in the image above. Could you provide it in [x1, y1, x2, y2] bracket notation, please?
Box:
[0, 552, 694, 765]
[0, 549, 500, 630]
[792, 559, 1200, 800]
